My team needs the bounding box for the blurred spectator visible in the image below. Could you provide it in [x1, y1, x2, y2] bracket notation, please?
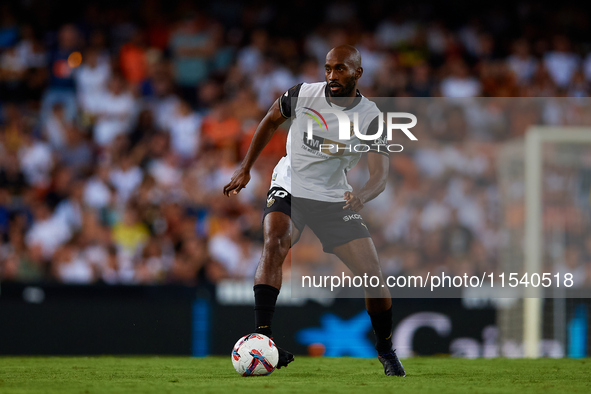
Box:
[135, 236, 167, 283]
[237, 29, 268, 75]
[119, 30, 148, 86]
[44, 102, 69, 149]
[168, 252, 199, 284]
[168, 99, 203, 160]
[112, 204, 149, 255]
[148, 152, 183, 189]
[25, 201, 72, 261]
[58, 125, 94, 176]
[442, 210, 474, 257]
[44, 166, 73, 209]
[75, 48, 111, 116]
[53, 239, 94, 284]
[18, 132, 54, 189]
[129, 108, 158, 147]
[0, 154, 27, 197]
[584, 53, 591, 82]
[209, 22, 235, 74]
[230, 88, 261, 125]
[356, 34, 383, 88]
[147, 68, 180, 130]
[543, 35, 580, 88]
[40, 24, 80, 122]
[440, 59, 481, 97]
[169, 14, 215, 102]
[0, 6, 18, 49]
[208, 219, 260, 279]
[53, 180, 85, 233]
[0, 46, 27, 101]
[376, 14, 417, 48]
[297, 58, 322, 84]
[144, 1, 171, 50]
[0, 187, 10, 237]
[100, 244, 134, 284]
[251, 55, 295, 110]
[15, 25, 47, 69]
[83, 164, 114, 210]
[555, 245, 587, 288]
[507, 39, 538, 85]
[93, 74, 136, 147]
[109, 155, 143, 205]
[201, 101, 241, 149]
[409, 62, 434, 97]
[420, 188, 451, 231]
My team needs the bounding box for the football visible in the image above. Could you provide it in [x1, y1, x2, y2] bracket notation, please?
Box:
[231, 333, 279, 376]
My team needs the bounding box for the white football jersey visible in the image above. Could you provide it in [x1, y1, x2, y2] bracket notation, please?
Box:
[270, 82, 387, 202]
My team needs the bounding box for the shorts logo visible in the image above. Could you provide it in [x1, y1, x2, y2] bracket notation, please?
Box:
[343, 214, 362, 221]
[267, 189, 288, 208]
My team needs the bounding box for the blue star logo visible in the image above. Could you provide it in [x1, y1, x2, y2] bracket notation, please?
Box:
[296, 312, 375, 357]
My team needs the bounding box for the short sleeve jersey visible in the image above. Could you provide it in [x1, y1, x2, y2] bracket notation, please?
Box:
[271, 82, 387, 202]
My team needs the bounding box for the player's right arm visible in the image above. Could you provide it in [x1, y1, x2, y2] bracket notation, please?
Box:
[223, 99, 286, 196]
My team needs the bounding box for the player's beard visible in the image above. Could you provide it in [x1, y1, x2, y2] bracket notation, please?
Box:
[329, 75, 356, 98]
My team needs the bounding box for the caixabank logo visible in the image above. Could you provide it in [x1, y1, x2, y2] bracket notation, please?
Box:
[302, 108, 418, 155]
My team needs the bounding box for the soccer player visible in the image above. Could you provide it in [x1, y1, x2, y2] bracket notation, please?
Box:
[223, 45, 405, 376]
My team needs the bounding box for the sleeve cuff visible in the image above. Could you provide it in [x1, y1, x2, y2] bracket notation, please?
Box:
[278, 98, 289, 118]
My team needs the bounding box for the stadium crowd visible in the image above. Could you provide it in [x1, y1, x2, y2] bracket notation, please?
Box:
[1, 1, 591, 286]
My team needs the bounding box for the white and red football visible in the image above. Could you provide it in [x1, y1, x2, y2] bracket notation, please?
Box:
[231, 333, 279, 376]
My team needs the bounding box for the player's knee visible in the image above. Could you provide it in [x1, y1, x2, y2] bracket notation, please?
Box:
[263, 233, 291, 260]
[367, 270, 385, 284]
[349, 258, 383, 279]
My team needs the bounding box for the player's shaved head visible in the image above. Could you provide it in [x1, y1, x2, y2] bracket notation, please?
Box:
[325, 45, 363, 97]
[326, 45, 362, 69]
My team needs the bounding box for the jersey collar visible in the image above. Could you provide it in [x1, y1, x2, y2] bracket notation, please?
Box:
[324, 83, 362, 110]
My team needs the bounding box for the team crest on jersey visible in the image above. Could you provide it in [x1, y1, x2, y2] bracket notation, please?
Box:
[267, 198, 275, 207]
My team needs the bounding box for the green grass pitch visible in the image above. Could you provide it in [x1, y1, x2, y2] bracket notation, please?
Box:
[0, 356, 589, 393]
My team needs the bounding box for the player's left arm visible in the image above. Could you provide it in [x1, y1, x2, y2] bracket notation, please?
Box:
[343, 152, 389, 212]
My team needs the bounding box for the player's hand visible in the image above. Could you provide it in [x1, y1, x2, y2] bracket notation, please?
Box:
[343, 191, 364, 212]
[223, 167, 251, 197]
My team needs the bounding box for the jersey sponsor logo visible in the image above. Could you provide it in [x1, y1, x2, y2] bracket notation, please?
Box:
[302, 133, 346, 156]
[301, 111, 353, 156]
[303, 107, 329, 131]
[303, 134, 324, 149]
